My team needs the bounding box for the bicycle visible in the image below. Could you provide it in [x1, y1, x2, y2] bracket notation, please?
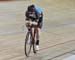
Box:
[25, 21, 37, 57]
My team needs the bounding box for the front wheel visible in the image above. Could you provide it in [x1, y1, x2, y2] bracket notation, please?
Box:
[25, 32, 32, 57]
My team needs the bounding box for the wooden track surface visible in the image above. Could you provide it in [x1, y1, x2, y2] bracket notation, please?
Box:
[0, 0, 75, 60]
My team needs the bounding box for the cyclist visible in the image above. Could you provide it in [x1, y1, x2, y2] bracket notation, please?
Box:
[25, 4, 43, 50]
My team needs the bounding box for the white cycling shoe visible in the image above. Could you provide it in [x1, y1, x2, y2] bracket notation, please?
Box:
[36, 45, 40, 51]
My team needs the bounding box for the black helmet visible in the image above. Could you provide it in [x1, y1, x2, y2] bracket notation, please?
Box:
[30, 4, 35, 8]
[27, 4, 35, 12]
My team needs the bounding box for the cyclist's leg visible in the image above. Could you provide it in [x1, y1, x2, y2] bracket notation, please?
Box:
[34, 27, 39, 50]
[36, 15, 43, 43]
[35, 15, 43, 50]
[34, 25, 41, 51]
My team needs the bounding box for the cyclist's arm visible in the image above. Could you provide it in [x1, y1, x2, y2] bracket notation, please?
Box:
[25, 11, 30, 21]
[25, 11, 30, 27]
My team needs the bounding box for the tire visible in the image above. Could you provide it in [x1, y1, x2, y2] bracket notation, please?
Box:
[33, 43, 37, 54]
[32, 36, 37, 54]
[25, 32, 32, 57]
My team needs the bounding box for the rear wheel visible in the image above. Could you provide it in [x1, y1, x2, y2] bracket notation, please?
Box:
[32, 34, 37, 54]
[33, 43, 37, 54]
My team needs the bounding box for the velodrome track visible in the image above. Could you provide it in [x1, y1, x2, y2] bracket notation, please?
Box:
[0, 0, 75, 60]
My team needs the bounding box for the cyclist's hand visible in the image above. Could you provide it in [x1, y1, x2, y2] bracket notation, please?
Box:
[25, 21, 30, 27]
[26, 23, 31, 30]
[31, 22, 38, 25]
